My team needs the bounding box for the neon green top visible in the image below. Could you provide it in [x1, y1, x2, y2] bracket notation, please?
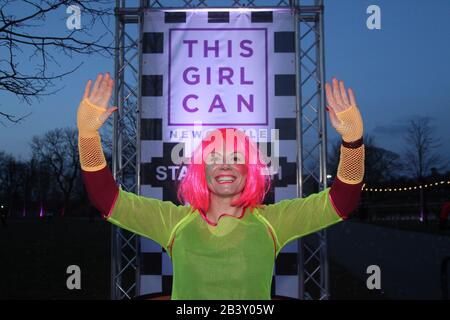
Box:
[107, 188, 342, 300]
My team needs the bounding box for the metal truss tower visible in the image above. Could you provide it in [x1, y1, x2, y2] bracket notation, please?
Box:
[112, 0, 328, 300]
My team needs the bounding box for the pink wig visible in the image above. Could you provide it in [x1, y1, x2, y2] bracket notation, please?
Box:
[177, 128, 271, 214]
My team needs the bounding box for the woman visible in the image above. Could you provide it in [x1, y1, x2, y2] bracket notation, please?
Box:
[77, 72, 365, 300]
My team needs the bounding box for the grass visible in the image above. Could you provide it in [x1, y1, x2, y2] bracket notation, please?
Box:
[361, 219, 450, 237]
[0, 217, 110, 300]
[0, 217, 386, 300]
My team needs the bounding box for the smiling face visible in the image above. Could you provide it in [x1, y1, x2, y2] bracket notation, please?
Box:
[204, 144, 248, 198]
[177, 127, 271, 214]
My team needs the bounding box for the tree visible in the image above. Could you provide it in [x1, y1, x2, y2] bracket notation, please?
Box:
[0, 0, 114, 122]
[20, 156, 39, 217]
[328, 134, 402, 185]
[0, 152, 34, 217]
[24, 155, 53, 217]
[30, 127, 79, 215]
[403, 117, 445, 221]
[0, 151, 19, 215]
[403, 117, 444, 179]
[364, 135, 402, 183]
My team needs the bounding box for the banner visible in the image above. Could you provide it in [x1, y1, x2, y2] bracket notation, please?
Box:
[139, 8, 299, 298]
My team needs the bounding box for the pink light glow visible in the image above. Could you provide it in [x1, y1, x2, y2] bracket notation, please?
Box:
[39, 203, 44, 218]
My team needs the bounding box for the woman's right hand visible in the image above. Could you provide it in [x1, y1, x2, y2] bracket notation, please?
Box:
[77, 72, 117, 136]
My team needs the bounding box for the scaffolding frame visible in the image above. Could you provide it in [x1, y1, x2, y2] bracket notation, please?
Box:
[112, 0, 328, 300]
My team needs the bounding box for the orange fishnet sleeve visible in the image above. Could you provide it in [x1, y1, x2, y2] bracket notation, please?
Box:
[77, 98, 108, 172]
[337, 143, 365, 185]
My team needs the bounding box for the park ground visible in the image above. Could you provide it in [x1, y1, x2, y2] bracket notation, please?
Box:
[0, 217, 448, 299]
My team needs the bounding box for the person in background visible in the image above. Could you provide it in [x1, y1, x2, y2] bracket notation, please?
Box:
[439, 200, 450, 231]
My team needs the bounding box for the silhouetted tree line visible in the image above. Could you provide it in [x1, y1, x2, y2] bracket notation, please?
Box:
[1, 115, 448, 220]
[0, 127, 112, 218]
[328, 117, 449, 221]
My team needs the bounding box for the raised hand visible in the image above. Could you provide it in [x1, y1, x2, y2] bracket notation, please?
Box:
[325, 77, 364, 142]
[77, 72, 117, 136]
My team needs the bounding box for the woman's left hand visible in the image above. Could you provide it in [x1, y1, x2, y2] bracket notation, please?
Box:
[325, 77, 364, 142]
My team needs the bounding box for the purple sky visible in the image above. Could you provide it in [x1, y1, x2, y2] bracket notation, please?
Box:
[1, 0, 449, 174]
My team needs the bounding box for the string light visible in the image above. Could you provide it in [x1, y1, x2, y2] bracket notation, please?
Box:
[362, 180, 450, 192]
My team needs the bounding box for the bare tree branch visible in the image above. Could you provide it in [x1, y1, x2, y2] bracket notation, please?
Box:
[0, 109, 31, 125]
[0, 0, 118, 122]
[402, 117, 445, 179]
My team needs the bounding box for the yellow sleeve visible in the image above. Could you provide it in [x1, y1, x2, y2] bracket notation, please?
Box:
[258, 188, 342, 254]
[107, 188, 191, 251]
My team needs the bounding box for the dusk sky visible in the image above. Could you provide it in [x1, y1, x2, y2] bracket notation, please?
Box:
[1, 0, 449, 175]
